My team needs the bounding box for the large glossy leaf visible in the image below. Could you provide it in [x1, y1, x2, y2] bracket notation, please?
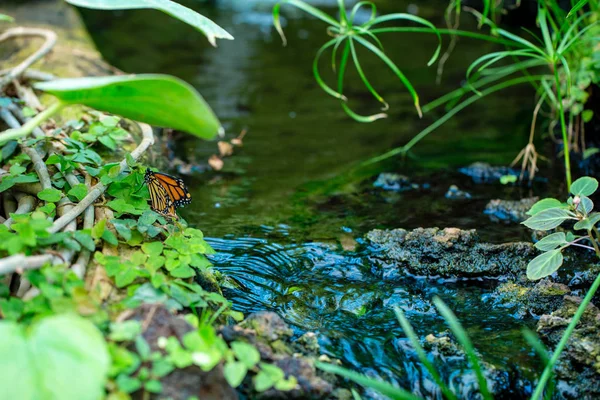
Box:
[570, 177, 599, 197]
[0, 314, 109, 400]
[527, 249, 564, 280]
[65, 0, 233, 47]
[526, 198, 564, 216]
[522, 208, 573, 231]
[534, 232, 567, 251]
[35, 74, 222, 139]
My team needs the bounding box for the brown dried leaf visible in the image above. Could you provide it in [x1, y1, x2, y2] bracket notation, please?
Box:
[209, 155, 224, 171]
[218, 141, 234, 157]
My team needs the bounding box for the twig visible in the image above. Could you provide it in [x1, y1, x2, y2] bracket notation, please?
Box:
[0, 254, 53, 275]
[4, 194, 36, 228]
[0, 27, 57, 88]
[72, 174, 94, 279]
[49, 122, 154, 233]
[7, 104, 45, 139]
[0, 107, 52, 189]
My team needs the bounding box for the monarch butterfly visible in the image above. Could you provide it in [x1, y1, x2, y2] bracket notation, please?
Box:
[144, 168, 192, 217]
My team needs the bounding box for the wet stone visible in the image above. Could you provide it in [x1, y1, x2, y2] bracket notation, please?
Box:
[490, 279, 571, 318]
[537, 295, 600, 398]
[373, 173, 419, 192]
[366, 227, 535, 278]
[445, 185, 472, 200]
[459, 162, 521, 184]
[484, 197, 538, 223]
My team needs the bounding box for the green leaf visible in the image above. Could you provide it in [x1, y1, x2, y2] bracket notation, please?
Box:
[577, 196, 594, 215]
[570, 177, 598, 196]
[142, 242, 164, 257]
[145, 379, 162, 393]
[0, 314, 109, 400]
[522, 208, 573, 231]
[98, 135, 117, 150]
[0, 14, 14, 22]
[274, 376, 298, 391]
[74, 231, 95, 252]
[37, 188, 62, 202]
[65, 0, 233, 47]
[68, 184, 88, 201]
[116, 268, 140, 288]
[535, 232, 567, 251]
[170, 265, 196, 279]
[116, 374, 142, 393]
[102, 229, 118, 246]
[109, 320, 142, 342]
[35, 75, 222, 140]
[135, 336, 151, 361]
[500, 174, 517, 185]
[231, 341, 261, 369]
[527, 249, 564, 280]
[224, 361, 247, 388]
[526, 198, 564, 216]
[92, 220, 106, 239]
[573, 214, 600, 231]
[582, 110, 594, 123]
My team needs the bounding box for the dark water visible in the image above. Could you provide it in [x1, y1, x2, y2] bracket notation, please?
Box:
[78, 0, 555, 396]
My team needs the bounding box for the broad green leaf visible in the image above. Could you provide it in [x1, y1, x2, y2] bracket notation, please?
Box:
[68, 184, 88, 201]
[231, 341, 260, 368]
[224, 361, 247, 388]
[0, 314, 109, 400]
[170, 265, 196, 279]
[527, 249, 564, 280]
[577, 195, 594, 215]
[570, 177, 598, 196]
[37, 188, 62, 202]
[573, 213, 600, 230]
[92, 220, 106, 239]
[102, 229, 119, 246]
[522, 208, 573, 231]
[526, 198, 564, 216]
[0, 14, 14, 22]
[534, 232, 567, 251]
[65, 0, 233, 46]
[35, 75, 222, 139]
[142, 242, 164, 257]
[74, 231, 95, 252]
[109, 320, 142, 342]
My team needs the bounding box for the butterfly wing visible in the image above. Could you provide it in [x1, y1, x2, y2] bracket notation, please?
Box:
[153, 172, 192, 208]
[147, 174, 171, 215]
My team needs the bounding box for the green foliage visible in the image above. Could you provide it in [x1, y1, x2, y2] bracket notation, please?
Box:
[523, 177, 600, 280]
[0, 314, 109, 400]
[0, 163, 39, 192]
[0, 13, 14, 22]
[35, 75, 222, 140]
[64, 0, 233, 47]
[274, 0, 441, 120]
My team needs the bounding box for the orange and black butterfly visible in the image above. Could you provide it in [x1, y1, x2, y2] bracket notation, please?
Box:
[144, 168, 192, 218]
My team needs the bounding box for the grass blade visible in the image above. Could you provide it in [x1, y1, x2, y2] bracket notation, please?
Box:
[370, 27, 521, 47]
[315, 362, 422, 400]
[349, 38, 389, 110]
[537, 4, 555, 58]
[273, 0, 340, 46]
[338, 0, 349, 26]
[365, 14, 442, 66]
[433, 297, 492, 400]
[567, 0, 590, 17]
[314, 38, 348, 101]
[353, 35, 422, 117]
[522, 329, 555, 400]
[394, 307, 457, 400]
[350, 1, 377, 25]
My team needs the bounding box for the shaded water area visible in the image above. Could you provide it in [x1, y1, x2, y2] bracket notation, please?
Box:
[79, 0, 562, 396]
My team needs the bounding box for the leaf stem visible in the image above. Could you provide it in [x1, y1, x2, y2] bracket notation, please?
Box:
[553, 65, 572, 190]
[0, 101, 64, 144]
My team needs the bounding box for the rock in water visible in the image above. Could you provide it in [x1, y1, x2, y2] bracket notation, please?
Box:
[366, 227, 534, 279]
[459, 162, 521, 184]
[484, 197, 539, 223]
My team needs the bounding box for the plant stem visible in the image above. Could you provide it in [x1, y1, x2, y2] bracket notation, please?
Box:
[531, 269, 600, 399]
[0, 101, 64, 145]
[590, 228, 600, 257]
[553, 65, 572, 190]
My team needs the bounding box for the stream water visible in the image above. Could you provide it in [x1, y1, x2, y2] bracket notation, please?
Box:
[79, 0, 559, 397]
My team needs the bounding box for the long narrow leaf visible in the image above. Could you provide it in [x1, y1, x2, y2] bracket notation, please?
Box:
[349, 38, 388, 110]
[65, 0, 232, 47]
[370, 27, 521, 47]
[557, 19, 599, 54]
[314, 38, 348, 100]
[394, 308, 457, 400]
[273, 0, 340, 46]
[522, 329, 556, 400]
[365, 14, 442, 66]
[568, 0, 590, 17]
[350, 1, 377, 26]
[315, 362, 422, 400]
[353, 35, 422, 117]
[537, 4, 555, 58]
[433, 297, 492, 400]
[337, 40, 386, 122]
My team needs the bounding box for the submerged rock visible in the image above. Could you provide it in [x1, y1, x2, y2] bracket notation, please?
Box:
[445, 185, 472, 200]
[537, 296, 600, 398]
[491, 279, 571, 318]
[373, 173, 418, 192]
[366, 227, 534, 278]
[459, 162, 521, 184]
[484, 197, 538, 223]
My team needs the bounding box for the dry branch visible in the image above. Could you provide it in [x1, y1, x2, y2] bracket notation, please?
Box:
[49, 123, 154, 233]
[0, 27, 57, 88]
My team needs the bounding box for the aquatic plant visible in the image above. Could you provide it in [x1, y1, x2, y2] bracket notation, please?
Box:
[273, 0, 442, 121]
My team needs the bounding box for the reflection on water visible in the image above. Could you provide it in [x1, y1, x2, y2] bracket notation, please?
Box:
[79, 0, 543, 395]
